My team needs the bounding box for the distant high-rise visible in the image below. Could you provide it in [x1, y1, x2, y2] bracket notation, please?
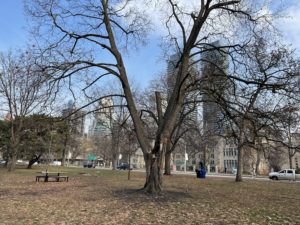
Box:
[166, 54, 180, 99]
[93, 98, 114, 136]
[166, 53, 199, 122]
[202, 41, 229, 135]
[62, 104, 85, 137]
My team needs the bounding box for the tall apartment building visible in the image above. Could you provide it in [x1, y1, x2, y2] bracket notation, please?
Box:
[166, 53, 199, 122]
[62, 101, 85, 137]
[166, 53, 202, 171]
[92, 98, 114, 136]
[201, 41, 233, 172]
[202, 41, 229, 136]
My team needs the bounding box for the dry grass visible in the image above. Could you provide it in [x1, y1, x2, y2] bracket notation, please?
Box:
[0, 167, 299, 225]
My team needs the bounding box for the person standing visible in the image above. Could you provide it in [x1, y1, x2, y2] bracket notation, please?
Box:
[252, 167, 256, 179]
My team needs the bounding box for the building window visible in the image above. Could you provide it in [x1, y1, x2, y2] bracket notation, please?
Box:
[234, 160, 237, 168]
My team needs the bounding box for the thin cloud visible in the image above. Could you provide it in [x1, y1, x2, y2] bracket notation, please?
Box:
[275, 0, 300, 51]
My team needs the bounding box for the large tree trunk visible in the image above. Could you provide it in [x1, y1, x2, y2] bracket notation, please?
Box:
[7, 154, 17, 172]
[143, 153, 151, 186]
[112, 157, 118, 170]
[164, 151, 172, 175]
[144, 155, 163, 193]
[236, 144, 244, 182]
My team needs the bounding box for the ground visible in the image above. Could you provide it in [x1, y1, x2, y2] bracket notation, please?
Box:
[0, 167, 299, 225]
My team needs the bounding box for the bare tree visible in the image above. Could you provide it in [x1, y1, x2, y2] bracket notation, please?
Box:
[26, 0, 287, 192]
[205, 37, 300, 181]
[0, 50, 53, 171]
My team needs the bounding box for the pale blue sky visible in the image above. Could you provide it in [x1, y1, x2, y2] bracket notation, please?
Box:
[0, 0, 299, 89]
[0, 0, 165, 88]
[0, 0, 27, 51]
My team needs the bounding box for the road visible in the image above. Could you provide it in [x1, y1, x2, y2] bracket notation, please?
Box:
[75, 165, 300, 183]
[167, 170, 300, 183]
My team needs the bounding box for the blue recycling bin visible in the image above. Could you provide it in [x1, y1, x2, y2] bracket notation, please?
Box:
[199, 168, 206, 179]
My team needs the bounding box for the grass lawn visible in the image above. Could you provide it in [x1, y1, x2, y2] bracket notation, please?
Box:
[0, 166, 299, 225]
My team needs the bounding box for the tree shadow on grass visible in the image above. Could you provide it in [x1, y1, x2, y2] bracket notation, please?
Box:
[111, 188, 193, 204]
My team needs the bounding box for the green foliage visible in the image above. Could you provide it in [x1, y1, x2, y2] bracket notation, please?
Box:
[18, 114, 69, 161]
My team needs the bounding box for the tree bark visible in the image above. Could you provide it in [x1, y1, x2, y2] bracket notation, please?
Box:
[288, 153, 293, 169]
[144, 156, 162, 193]
[7, 154, 17, 172]
[7, 135, 20, 171]
[61, 132, 68, 166]
[164, 151, 172, 175]
[112, 157, 118, 170]
[236, 144, 244, 182]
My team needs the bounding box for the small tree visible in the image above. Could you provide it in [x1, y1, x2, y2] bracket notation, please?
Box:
[0, 51, 54, 171]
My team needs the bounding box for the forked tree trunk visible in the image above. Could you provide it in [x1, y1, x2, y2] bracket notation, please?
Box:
[144, 157, 163, 193]
[143, 146, 164, 194]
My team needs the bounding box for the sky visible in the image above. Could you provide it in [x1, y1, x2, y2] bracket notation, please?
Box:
[0, 0, 166, 89]
[0, 0, 299, 89]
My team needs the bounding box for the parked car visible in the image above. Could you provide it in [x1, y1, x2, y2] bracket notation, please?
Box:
[50, 161, 62, 166]
[117, 163, 132, 170]
[0, 160, 6, 166]
[16, 160, 29, 165]
[269, 169, 300, 181]
[83, 161, 96, 168]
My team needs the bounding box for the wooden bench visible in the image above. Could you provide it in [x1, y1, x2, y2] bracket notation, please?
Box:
[36, 172, 68, 182]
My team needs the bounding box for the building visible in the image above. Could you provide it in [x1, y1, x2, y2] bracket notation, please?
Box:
[202, 41, 229, 135]
[130, 148, 145, 169]
[62, 104, 85, 137]
[201, 41, 231, 172]
[166, 53, 200, 122]
[92, 98, 114, 136]
[61, 102, 86, 164]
